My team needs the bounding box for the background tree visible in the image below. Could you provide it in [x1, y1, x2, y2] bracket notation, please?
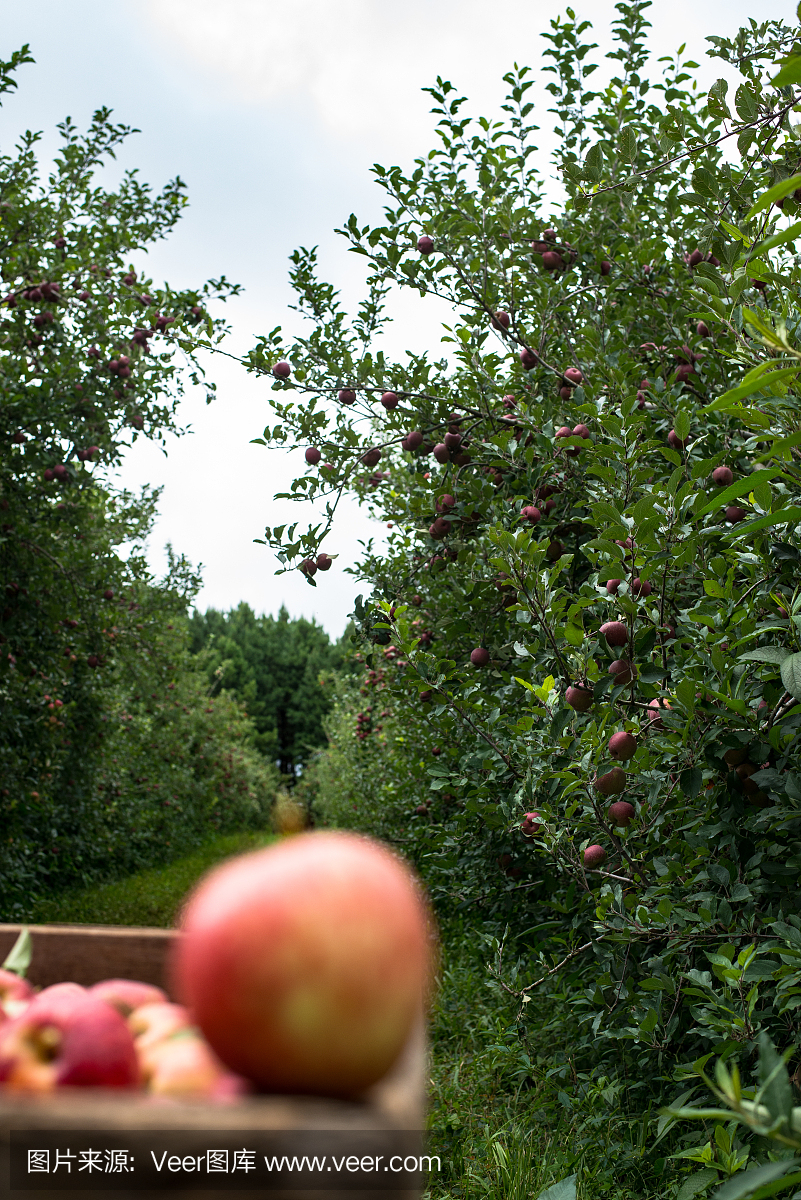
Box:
[188, 604, 344, 778]
[0, 47, 276, 915]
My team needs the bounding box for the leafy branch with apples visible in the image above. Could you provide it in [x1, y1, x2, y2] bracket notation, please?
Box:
[229, 3, 801, 1193]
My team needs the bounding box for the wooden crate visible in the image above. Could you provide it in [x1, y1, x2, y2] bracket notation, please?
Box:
[0, 923, 427, 1199]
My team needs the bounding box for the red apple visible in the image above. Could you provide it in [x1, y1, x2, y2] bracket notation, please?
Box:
[595, 768, 625, 796]
[361, 448, 381, 467]
[432, 442, 449, 463]
[566, 685, 593, 712]
[667, 429, 688, 451]
[725, 505, 747, 523]
[608, 801, 635, 827]
[608, 659, 634, 685]
[631, 577, 652, 597]
[429, 517, 449, 539]
[171, 832, 431, 1097]
[0, 990, 138, 1091]
[608, 730, 637, 760]
[521, 505, 541, 524]
[546, 540, 564, 560]
[541, 251, 563, 271]
[143, 1029, 248, 1098]
[712, 465, 733, 487]
[300, 558, 317, 576]
[89, 979, 167, 1018]
[402, 430, 424, 452]
[272, 362, 291, 379]
[380, 391, 399, 409]
[316, 553, 332, 571]
[564, 368, 583, 386]
[606, 579, 621, 595]
[520, 348, 538, 369]
[687, 249, 703, 267]
[600, 261, 611, 276]
[470, 647, 490, 667]
[103, 588, 114, 601]
[493, 311, 510, 329]
[697, 320, 710, 337]
[584, 845, 607, 868]
[572, 423, 590, 440]
[0, 969, 33, 1022]
[520, 812, 541, 836]
[338, 388, 357, 404]
[305, 447, 322, 465]
[647, 698, 671, 728]
[600, 621, 627, 647]
[417, 236, 434, 255]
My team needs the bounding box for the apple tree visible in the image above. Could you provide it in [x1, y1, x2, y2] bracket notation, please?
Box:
[245, 2, 801, 1080]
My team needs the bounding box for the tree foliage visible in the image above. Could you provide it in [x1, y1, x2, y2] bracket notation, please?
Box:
[188, 603, 344, 777]
[245, 0, 801, 1112]
[0, 49, 275, 914]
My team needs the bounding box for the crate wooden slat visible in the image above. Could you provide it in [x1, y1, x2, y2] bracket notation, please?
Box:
[0, 923, 427, 1199]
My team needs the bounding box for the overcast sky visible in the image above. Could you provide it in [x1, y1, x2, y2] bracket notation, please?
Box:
[0, 0, 794, 636]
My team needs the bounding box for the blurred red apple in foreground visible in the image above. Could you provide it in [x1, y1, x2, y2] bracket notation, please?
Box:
[171, 831, 432, 1097]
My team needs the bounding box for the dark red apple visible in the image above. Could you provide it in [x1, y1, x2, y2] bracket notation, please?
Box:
[667, 429, 688, 451]
[171, 832, 431, 1097]
[600, 261, 611, 276]
[305, 447, 322, 465]
[433, 443, 449, 463]
[608, 659, 634, 685]
[381, 391, 399, 409]
[584, 845, 607, 868]
[521, 505, 541, 524]
[338, 388, 356, 404]
[444, 431, 462, 450]
[417, 236, 434, 255]
[402, 430, 424, 452]
[300, 558, 317, 576]
[600, 621, 627, 647]
[272, 362, 291, 379]
[687, 249, 703, 267]
[606, 579, 621, 595]
[595, 768, 625, 796]
[520, 348, 538, 369]
[697, 321, 710, 337]
[546, 540, 564, 560]
[520, 812, 541, 836]
[608, 730, 636, 761]
[631, 578, 652, 597]
[725, 506, 747, 523]
[361, 448, 381, 467]
[608, 801, 635, 827]
[470, 647, 490, 667]
[712, 465, 733, 487]
[316, 553, 332, 571]
[566, 685, 593, 712]
[542, 251, 563, 271]
[429, 517, 449, 539]
[493, 311, 510, 329]
[103, 589, 114, 601]
[564, 368, 583, 386]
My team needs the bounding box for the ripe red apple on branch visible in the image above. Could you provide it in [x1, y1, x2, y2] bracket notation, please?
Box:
[170, 831, 432, 1097]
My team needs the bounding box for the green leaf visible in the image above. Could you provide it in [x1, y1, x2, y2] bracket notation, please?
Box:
[739, 648, 790, 665]
[712, 1161, 801, 1200]
[758, 1031, 793, 1124]
[734, 84, 759, 121]
[704, 367, 801, 413]
[780, 652, 801, 701]
[536, 1176, 577, 1200]
[747, 222, 801, 258]
[1, 927, 31, 978]
[746, 175, 801, 221]
[675, 410, 692, 441]
[678, 1168, 720, 1200]
[618, 127, 639, 164]
[772, 55, 801, 88]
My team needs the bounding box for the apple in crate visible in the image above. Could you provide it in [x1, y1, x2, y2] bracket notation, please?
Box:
[127, 1000, 245, 1096]
[0, 985, 139, 1091]
[170, 831, 432, 1097]
[90, 978, 167, 1017]
[0, 968, 34, 1022]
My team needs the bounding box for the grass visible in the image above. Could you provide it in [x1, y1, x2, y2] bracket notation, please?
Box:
[28, 828, 276, 927]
